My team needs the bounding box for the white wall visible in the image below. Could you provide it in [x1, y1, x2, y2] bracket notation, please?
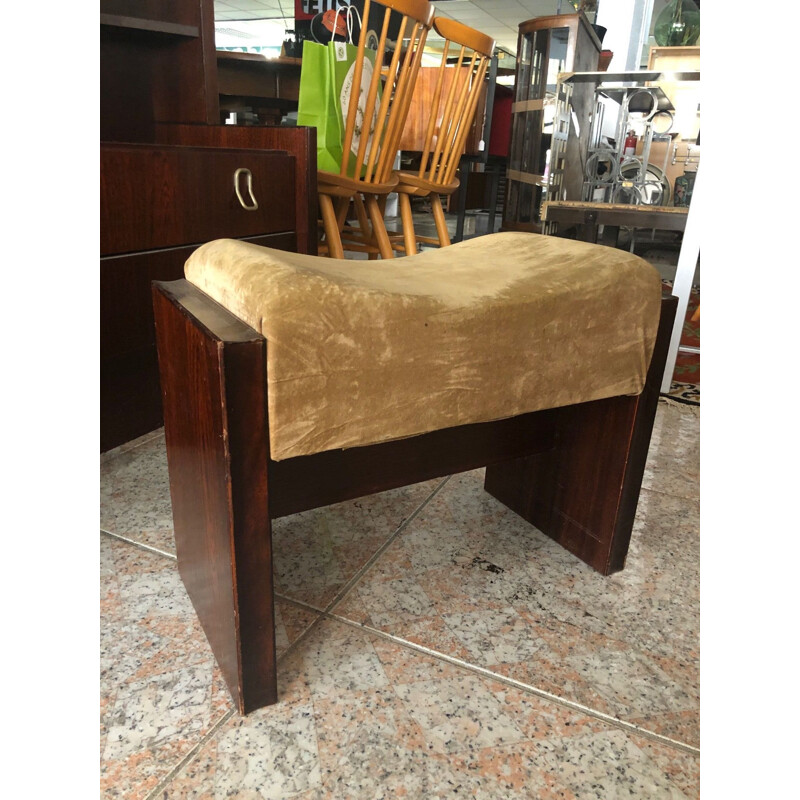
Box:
[595, 0, 654, 71]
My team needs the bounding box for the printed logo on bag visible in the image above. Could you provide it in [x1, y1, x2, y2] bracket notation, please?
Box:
[340, 58, 380, 159]
[335, 42, 347, 61]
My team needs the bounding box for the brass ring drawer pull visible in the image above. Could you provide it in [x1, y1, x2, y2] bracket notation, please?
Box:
[234, 168, 259, 211]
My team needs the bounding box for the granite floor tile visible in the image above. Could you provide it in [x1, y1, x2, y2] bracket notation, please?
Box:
[528, 728, 692, 799]
[101, 400, 699, 797]
[641, 401, 700, 500]
[270, 479, 442, 609]
[100, 533, 321, 800]
[100, 428, 443, 610]
[100, 430, 176, 554]
[100, 534, 233, 800]
[331, 403, 700, 747]
[159, 618, 697, 799]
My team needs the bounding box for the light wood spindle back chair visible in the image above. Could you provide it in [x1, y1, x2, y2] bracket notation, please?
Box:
[393, 17, 494, 254]
[317, 0, 434, 259]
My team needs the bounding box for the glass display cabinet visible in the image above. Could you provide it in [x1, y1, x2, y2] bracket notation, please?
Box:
[501, 13, 601, 233]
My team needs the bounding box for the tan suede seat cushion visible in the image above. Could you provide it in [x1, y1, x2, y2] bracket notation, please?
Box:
[184, 232, 662, 461]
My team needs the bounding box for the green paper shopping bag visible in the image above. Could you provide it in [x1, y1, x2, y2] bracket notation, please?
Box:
[296, 7, 382, 179]
[327, 39, 382, 179]
[296, 38, 343, 174]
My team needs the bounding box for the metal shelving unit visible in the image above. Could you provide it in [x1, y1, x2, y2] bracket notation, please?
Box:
[548, 70, 700, 210]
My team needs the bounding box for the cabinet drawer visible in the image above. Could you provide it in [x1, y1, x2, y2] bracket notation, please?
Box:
[101, 232, 296, 361]
[101, 142, 296, 255]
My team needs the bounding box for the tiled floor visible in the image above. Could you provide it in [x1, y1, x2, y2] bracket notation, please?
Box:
[100, 398, 699, 799]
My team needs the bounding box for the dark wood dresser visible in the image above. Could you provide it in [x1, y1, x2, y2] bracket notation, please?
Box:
[100, 138, 314, 451]
[100, 0, 317, 451]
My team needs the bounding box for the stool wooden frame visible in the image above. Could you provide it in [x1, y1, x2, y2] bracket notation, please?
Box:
[153, 277, 676, 714]
[317, 0, 434, 259]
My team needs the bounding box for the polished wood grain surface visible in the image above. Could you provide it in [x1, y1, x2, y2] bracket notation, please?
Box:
[155, 123, 318, 256]
[153, 279, 277, 714]
[100, 0, 218, 142]
[101, 1, 316, 451]
[100, 143, 296, 255]
[100, 137, 303, 451]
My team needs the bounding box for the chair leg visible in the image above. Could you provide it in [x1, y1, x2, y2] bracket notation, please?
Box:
[335, 197, 350, 233]
[352, 195, 381, 258]
[353, 194, 372, 239]
[365, 194, 394, 259]
[430, 193, 451, 248]
[399, 193, 418, 256]
[319, 193, 345, 259]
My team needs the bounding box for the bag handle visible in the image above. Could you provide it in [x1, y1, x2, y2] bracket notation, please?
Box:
[346, 6, 362, 45]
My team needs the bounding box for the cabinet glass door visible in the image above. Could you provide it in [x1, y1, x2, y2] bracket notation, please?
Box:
[546, 27, 569, 93]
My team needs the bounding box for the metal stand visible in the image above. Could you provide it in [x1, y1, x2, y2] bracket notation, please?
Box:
[548, 70, 699, 210]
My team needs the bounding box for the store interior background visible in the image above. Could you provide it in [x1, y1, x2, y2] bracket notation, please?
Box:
[3, 2, 796, 796]
[213, 0, 678, 72]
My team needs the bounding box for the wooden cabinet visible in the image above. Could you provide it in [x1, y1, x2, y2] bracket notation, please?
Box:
[100, 0, 219, 142]
[216, 53, 303, 125]
[100, 140, 310, 451]
[101, 144, 297, 253]
[100, 1, 318, 451]
[502, 13, 600, 233]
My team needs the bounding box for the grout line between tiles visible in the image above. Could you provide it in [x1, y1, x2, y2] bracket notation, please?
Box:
[101, 528, 177, 560]
[272, 478, 450, 669]
[326, 611, 701, 758]
[324, 475, 451, 615]
[142, 708, 235, 800]
[275, 592, 325, 616]
[274, 592, 329, 665]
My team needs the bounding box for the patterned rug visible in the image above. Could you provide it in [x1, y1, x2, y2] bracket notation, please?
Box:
[661, 280, 699, 406]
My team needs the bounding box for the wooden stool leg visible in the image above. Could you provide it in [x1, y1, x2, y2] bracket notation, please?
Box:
[319, 193, 345, 259]
[399, 192, 418, 256]
[365, 193, 394, 259]
[153, 282, 278, 714]
[430, 193, 451, 247]
[485, 295, 677, 575]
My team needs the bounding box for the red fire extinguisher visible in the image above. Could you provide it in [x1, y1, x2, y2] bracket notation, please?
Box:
[624, 130, 638, 157]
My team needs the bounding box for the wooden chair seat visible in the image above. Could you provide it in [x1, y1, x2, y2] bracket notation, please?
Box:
[317, 171, 399, 197]
[394, 171, 460, 197]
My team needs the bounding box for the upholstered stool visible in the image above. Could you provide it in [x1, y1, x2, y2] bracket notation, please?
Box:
[153, 231, 676, 714]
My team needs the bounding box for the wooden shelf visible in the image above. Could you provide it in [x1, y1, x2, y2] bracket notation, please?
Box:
[100, 13, 199, 38]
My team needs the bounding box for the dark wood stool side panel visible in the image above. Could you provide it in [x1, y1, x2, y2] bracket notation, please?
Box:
[484, 295, 678, 575]
[152, 285, 240, 702]
[607, 294, 678, 571]
[223, 343, 277, 713]
[153, 280, 277, 713]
